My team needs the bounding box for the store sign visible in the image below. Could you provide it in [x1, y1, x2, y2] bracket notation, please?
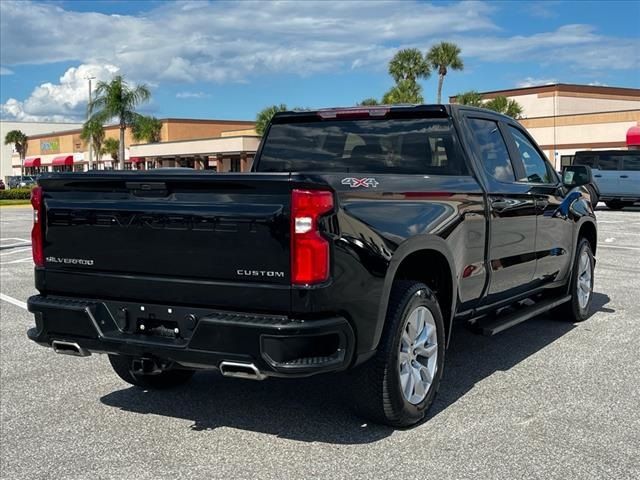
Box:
[40, 138, 60, 154]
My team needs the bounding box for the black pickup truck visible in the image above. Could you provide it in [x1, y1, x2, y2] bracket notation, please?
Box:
[27, 105, 597, 427]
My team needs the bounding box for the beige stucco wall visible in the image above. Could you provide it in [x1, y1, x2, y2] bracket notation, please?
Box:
[130, 135, 261, 158]
[1, 120, 83, 180]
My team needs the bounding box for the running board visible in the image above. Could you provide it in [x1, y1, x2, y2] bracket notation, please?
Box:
[476, 295, 572, 336]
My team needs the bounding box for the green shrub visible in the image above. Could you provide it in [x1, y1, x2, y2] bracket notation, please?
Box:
[0, 188, 33, 200]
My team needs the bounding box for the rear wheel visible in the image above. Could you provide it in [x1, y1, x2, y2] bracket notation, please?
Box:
[108, 354, 194, 389]
[556, 238, 594, 323]
[350, 281, 445, 427]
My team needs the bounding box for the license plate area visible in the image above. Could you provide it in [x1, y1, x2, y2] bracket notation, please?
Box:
[136, 316, 181, 338]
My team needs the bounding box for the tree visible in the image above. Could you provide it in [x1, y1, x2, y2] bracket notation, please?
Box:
[89, 75, 151, 169]
[131, 115, 162, 143]
[80, 118, 105, 169]
[426, 41, 464, 104]
[103, 137, 120, 163]
[255, 104, 288, 136]
[454, 90, 483, 107]
[388, 48, 430, 84]
[484, 96, 524, 119]
[382, 80, 424, 104]
[4, 130, 28, 177]
[358, 98, 380, 106]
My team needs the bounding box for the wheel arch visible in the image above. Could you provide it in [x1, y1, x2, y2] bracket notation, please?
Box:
[374, 236, 457, 349]
[578, 219, 597, 256]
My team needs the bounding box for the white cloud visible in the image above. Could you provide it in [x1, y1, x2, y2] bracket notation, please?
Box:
[0, 0, 498, 84]
[0, 66, 13, 75]
[176, 91, 211, 99]
[1, 63, 120, 121]
[516, 77, 558, 88]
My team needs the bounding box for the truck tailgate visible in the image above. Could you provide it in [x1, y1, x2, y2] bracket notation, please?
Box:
[37, 172, 293, 311]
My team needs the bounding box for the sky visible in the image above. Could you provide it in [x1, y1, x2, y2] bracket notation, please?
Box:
[0, 0, 638, 123]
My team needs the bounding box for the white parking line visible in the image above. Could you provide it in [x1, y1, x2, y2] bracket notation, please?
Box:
[598, 244, 640, 252]
[0, 247, 32, 257]
[0, 257, 33, 265]
[0, 293, 27, 310]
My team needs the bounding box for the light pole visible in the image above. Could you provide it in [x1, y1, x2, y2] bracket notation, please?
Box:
[85, 75, 96, 170]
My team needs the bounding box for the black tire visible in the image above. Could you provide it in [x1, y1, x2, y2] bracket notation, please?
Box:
[556, 238, 594, 323]
[108, 354, 194, 389]
[605, 201, 624, 210]
[350, 281, 446, 427]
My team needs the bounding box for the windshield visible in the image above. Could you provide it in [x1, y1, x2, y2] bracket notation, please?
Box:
[256, 117, 468, 175]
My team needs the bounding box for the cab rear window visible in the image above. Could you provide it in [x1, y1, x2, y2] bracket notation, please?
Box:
[256, 118, 468, 175]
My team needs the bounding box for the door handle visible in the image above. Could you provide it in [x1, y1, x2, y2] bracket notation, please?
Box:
[620, 175, 629, 178]
[490, 199, 511, 212]
[594, 174, 602, 178]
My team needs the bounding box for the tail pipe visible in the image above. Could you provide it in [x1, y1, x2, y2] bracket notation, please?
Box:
[219, 361, 266, 381]
[51, 340, 91, 357]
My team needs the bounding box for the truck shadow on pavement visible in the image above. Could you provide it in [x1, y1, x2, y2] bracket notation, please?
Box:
[101, 292, 612, 444]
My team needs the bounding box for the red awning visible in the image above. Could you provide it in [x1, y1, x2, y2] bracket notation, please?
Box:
[627, 126, 640, 147]
[24, 157, 41, 167]
[130, 157, 144, 163]
[52, 155, 74, 166]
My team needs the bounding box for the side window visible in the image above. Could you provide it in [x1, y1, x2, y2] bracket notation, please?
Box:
[508, 125, 556, 184]
[597, 154, 620, 171]
[622, 154, 640, 171]
[574, 154, 596, 168]
[467, 118, 515, 182]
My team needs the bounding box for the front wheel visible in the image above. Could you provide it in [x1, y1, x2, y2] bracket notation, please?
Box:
[350, 281, 445, 427]
[108, 354, 195, 389]
[556, 238, 594, 322]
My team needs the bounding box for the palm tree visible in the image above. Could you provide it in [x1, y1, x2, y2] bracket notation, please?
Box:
[485, 96, 524, 119]
[255, 104, 288, 136]
[80, 118, 105, 169]
[382, 80, 424, 104]
[4, 130, 28, 177]
[388, 48, 431, 84]
[358, 98, 380, 106]
[454, 90, 484, 107]
[426, 42, 464, 104]
[103, 138, 120, 165]
[132, 115, 163, 143]
[89, 75, 151, 169]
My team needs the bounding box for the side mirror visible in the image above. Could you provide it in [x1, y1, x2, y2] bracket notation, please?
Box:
[563, 165, 593, 187]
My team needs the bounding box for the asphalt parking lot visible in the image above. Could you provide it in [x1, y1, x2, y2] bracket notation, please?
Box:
[1, 204, 639, 480]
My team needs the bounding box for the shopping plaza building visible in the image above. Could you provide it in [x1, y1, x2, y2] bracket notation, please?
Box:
[451, 83, 640, 168]
[5, 118, 258, 178]
[3, 83, 639, 181]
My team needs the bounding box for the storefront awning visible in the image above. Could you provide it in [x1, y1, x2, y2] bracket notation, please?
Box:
[24, 157, 41, 167]
[52, 155, 74, 166]
[130, 157, 144, 163]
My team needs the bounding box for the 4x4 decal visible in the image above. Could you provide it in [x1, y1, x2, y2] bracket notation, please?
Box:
[341, 177, 379, 188]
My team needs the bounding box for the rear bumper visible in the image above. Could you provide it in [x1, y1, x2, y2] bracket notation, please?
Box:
[27, 295, 355, 378]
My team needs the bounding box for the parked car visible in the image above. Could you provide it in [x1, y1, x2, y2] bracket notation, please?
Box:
[0, 179, 5, 190]
[7, 175, 38, 189]
[26, 104, 598, 427]
[573, 149, 640, 209]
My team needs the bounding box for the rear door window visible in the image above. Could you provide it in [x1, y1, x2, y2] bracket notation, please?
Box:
[466, 117, 515, 182]
[574, 154, 597, 168]
[621, 153, 640, 171]
[257, 117, 468, 175]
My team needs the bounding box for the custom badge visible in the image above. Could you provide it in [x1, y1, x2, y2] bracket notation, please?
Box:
[341, 177, 379, 188]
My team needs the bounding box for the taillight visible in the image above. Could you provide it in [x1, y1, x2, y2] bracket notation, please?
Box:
[31, 186, 44, 267]
[291, 189, 334, 285]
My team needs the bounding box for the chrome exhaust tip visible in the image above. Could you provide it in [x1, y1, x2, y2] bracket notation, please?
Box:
[219, 361, 266, 381]
[51, 340, 90, 357]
